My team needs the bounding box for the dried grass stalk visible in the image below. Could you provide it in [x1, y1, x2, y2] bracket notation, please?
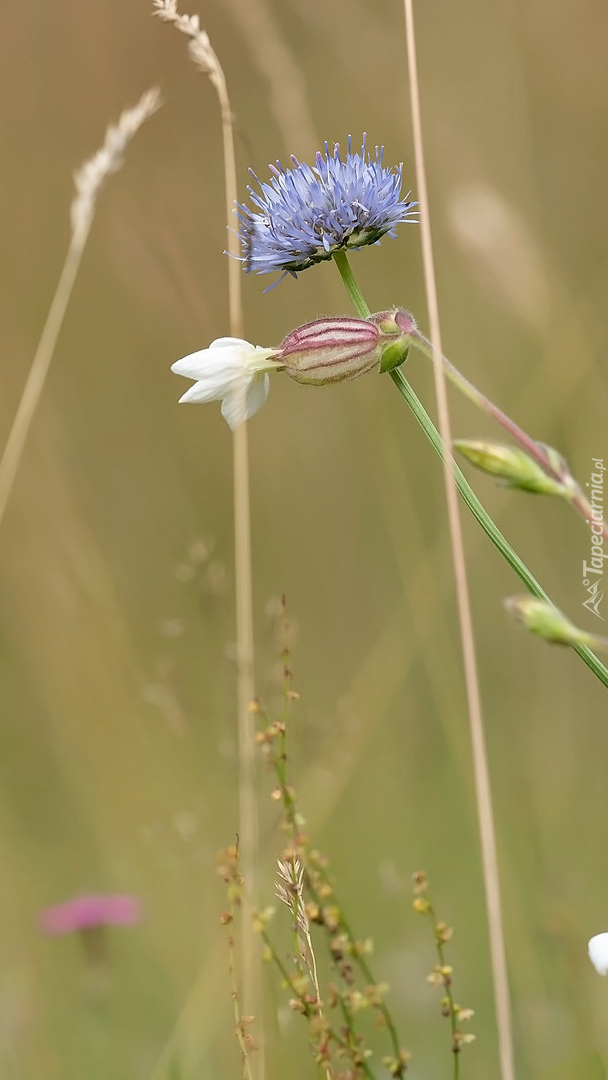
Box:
[0, 87, 161, 531]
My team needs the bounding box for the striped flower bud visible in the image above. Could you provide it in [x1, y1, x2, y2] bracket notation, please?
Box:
[275, 313, 409, 386]
[275, 317, 383, 385]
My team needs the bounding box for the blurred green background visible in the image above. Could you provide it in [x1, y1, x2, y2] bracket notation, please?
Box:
[1, 0, 608, 1077]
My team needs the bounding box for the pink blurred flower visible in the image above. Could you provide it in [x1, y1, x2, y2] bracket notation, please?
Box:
[40, 894, 142, 936]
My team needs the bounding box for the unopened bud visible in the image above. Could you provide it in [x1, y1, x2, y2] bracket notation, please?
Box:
[370, 308, 417, 336]
[275, 317, 382, 385]
[370, 307, 414, 372]
[273, 312, 410, 385]
[454, 439, 570, 496]
[504, 595, 603, 647]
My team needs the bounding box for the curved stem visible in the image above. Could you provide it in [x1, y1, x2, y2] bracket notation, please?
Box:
[411, 328, 608, 544]
[390, 368, 608, 690]
[331, 249, 608, 689]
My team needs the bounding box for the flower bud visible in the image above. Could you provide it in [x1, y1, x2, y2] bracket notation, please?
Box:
[504, 595, 598, 647]
[274, 312, 411, 385]
[368, 308, 417, 336]
[274, 317, 383, 385]
[454, 439, 571, 495]
[370, 308, 412, 372]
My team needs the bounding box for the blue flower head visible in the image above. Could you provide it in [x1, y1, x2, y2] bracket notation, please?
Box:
[236, 135, 417, 280]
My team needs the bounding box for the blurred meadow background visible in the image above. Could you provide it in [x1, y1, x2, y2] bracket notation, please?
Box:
[1, 0, 608, 1077]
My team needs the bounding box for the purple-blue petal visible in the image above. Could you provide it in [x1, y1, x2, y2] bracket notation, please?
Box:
[234, 136, 418, 281]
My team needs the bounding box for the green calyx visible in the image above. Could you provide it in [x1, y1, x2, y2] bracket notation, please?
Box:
[379, 340, 409, 374]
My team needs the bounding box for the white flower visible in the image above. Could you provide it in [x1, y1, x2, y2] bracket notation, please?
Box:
[588, 933, 608, 974]
[171, 337, 279, 430]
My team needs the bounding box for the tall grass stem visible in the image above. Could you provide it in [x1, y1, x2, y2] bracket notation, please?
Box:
[216, 46, 259, 1053]
[0, 88, 160, 534]
[153, 2, 260, 1061]
[402, 6, 515, 1075]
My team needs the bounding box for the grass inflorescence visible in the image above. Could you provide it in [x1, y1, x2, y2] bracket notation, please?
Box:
[215, 604, 476, 1080]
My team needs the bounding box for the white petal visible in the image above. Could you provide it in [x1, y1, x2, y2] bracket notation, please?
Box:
[588, 933, 608, 974]
[245, 371, 270, 417]
[220, 372, 270, 430]
[178, 379, 225, 404]
[210, 337, 254, 351]
[172, 347, 243, 386]
[171, 348, 214, 379]
[220, 382, 253, 430]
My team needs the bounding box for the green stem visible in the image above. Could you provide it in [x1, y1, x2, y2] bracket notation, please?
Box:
[226, 902, 256, 1080]
[409, 328, 608, 545]
[390, 369, 608, 689]
[314, 870, 404, 1063]
[261, 929, 378, 1080]
[271, 652, 407, 1066]
[331, 250, 608, 692]
[424, 899, 461, 1079]
[332, 250, 370, 318]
